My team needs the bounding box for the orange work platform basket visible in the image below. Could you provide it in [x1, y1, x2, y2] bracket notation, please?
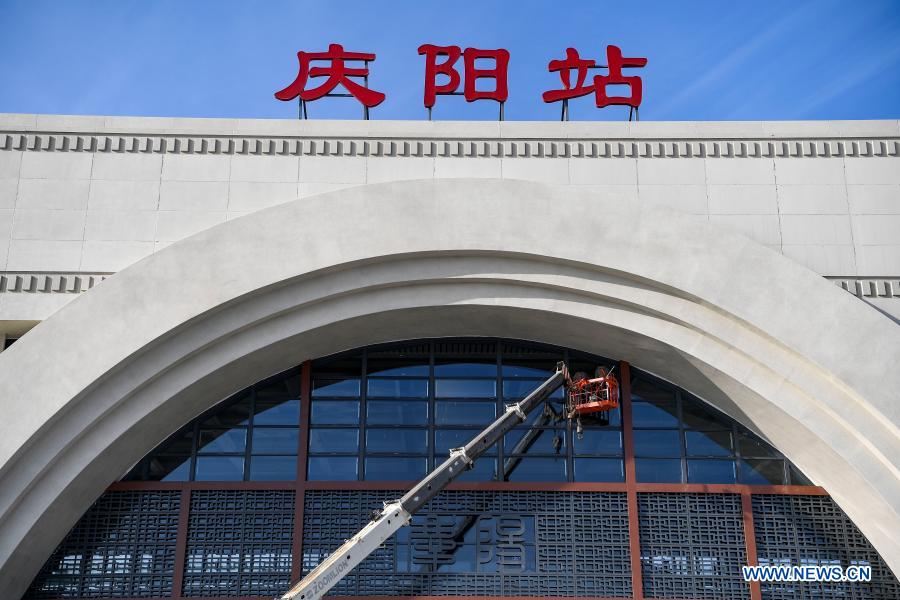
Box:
[567, 369, 620, 416]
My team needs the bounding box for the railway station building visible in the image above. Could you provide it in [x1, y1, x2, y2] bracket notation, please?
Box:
[0, 114, 898, 599]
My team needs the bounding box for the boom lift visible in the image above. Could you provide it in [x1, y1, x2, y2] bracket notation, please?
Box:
[279, 361, 619, 600]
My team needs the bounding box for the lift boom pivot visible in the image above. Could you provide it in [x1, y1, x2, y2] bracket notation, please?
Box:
[279, 362, 570, 600]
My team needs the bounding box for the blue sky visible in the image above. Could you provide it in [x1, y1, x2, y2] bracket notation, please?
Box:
[1, 0, 898, 122]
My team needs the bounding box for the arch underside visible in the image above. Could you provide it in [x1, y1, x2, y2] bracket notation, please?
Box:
[0, 179, 898, 597]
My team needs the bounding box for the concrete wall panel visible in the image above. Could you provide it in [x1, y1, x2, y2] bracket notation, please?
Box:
[20, 152, 92, 180]
[158, 181, 228, 211]
[88, 179, 160, 211]
[91, 153, 161, 181]
[84, 211, 157, 242]
[637, 157, 706, 185]
[161, 154, 230, 181]
[12, 209, 85, 241]
[17, 179, 90, 210]
[847, 184, 900, 214]
[6, 239, 83, 271]
[777, 184, 848, 214]
[0, 150, 22, 179]
[569, 157, 638, 185]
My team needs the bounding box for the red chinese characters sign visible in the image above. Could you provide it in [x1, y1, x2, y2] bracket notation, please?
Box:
[275, 43, 385, 107]
[417, 45, 510, 108]
[275, 43, 646, 119]
[543, 46, 647, 108]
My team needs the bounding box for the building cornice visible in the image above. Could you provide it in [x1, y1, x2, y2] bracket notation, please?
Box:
[1, 272, 896, 301]
[0, 114, 898, 158]
[0, 272, 109, 294]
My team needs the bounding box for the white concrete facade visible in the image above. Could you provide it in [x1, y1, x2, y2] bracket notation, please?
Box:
[0, 116, 898, 597]
[0, 115, 899, 328]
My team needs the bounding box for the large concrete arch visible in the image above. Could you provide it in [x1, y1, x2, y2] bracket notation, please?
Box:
[0, 178, 898, 596]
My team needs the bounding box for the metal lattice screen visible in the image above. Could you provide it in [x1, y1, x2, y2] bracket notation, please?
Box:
[26, 489, 900, 599]
[26, 491, 180, 599]
[302, 489, 632, 596]
[638, 493, 749, 599]
[753, 494, 900, 600]
[183, 490, 295, 597]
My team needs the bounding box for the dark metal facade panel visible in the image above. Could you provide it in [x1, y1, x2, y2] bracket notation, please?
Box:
[26, 491, 181, 599]
[638, 492, 749, 599]
[182, 490, 295, 598]
[752, 494, 900, 600]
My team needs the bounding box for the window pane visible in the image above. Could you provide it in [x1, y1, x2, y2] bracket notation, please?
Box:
[195, 456, 244, 481]
[457, 458, 498, 481]
[573, 458, 625, 482]
[681, 400, 729, 430]
[504, 457, 567, 482]
[633, 430, 682, 457]
[516, 402, 566, 428]
[685, 430, 734, 456]
[313, 355, 361, 377]
[631, 401, 679, 428]
[367, 400, 428, 425]
[366, 428, 427, 453]
[307, 456, 358, 480]
[435, 379, 496, 398]
[156, 430, 194, 456]
[367, 357, 429, 377]
[504, 428, 565, 455]
[501, 359, 556, 378]
[567, 359, 601, 381]
[580, 406, 622, 427]
[148, 456, 192, 481]
[435, 429, 496, 456]
[310, 400, 359, 425]
[631, 378, 675, 403]
[251, 428, 299, 454]
[433, 361, 497, 377]
[503, 379, 565, 399]
[255, 371, 301, 399]
[574, 430, 623, 455]
[635, 458, 682, 483]
[435, 401, 496, 425]
[687, 459, 736, 483]
[308, 428, 358, 453]
[198, 428, 246, 453]
[503, 379, 540, 399]
[312, 378, 360, 398]
[367, 379, 428, 398]
[365, 457, 426, 480]
[249, 456, 297, 481]
[788, 464, 813, 486]
[200, 395, 251, 428]
[737, 432, 779, 458]
[740, 459, 785, 485]
[253, 398, 300, 426]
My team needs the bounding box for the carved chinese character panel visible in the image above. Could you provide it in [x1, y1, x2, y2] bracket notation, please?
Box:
[302, 489, 632, 596]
